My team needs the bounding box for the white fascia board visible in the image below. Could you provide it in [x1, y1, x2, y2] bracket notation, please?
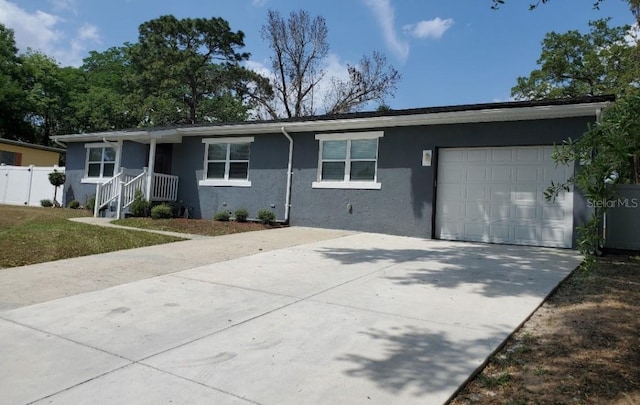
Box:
[52, 131, 150, 143]
[175, 101, 611, 137]
[52, 101, 611, 142]
[52, 129, 182, 144]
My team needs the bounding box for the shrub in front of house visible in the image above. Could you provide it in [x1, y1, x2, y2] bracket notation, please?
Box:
[40, 199, 53, 207]
[86, 196, 95, 212]
[214, 210, 231, 221]
[130, 190, 150, 217]
[67, 200, 80, 209]
[234, 208, 249, 222]
[257, 209, 276, 225]
[150, 203, 173, 219]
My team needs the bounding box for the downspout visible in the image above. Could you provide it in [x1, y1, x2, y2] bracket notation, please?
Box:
[281, 127, 294, 224]
[595, 108, 606, 251]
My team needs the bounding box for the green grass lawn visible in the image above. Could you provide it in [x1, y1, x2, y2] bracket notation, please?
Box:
[0, 205, 184, 269]
[112, 217, 278, 237]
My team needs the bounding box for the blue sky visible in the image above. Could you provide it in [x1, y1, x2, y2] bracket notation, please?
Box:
[1, 0, 636, 109]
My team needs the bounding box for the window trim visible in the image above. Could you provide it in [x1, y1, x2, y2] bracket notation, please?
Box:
[199, 137, 254, 187]
[312, 131, 383, 190]
[81, 142, 119, 184]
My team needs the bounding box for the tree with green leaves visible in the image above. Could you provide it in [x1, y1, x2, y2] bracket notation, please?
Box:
[259, 9, 400, 119]
[130, 15, 270, 125]
[48, 169, 66, 207]
[545, 92, 640, 267]
[492, 0, 640, 19]
[0, 24, 33, 142]
[71, 46, 140, 132]
[511, 19, 639, 100]
[22, 51, 68, 145]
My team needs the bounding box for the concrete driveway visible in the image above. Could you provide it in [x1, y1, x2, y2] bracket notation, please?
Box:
[0, 231, 581, 404]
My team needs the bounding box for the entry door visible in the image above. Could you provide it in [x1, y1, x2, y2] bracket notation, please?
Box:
[435, 146, 574, 248]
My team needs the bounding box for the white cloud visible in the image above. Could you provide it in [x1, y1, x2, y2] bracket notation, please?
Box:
[0, 0, 63, 52]
[403, 17, 454, 39]
[68, 23, 101, 64]
[0, 0, 100, 66]
[49, 0, 77, 14]
[362, 0, 409, 63]
[251, 0, 268, 7]
[245, 59, 272, 79]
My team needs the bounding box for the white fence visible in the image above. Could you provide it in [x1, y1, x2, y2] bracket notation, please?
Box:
[0, 165, 65, 207]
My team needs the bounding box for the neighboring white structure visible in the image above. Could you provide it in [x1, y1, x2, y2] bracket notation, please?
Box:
[0, 165, 65, 207]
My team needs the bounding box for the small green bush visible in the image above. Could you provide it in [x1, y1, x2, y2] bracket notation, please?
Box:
[40, 199, 53, 207]
[130, 190, 150, 217]
[150, 203, 173, 219]
[214, 210, 231, 221]
[257, 209, 276, 224]
[86, 196, 95, 212]
[67, 200, 80, 209]
[234, 208, 249, 222]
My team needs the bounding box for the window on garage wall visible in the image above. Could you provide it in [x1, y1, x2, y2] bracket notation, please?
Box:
[199, 137, 254, 187]
[313, 131, 383, 189]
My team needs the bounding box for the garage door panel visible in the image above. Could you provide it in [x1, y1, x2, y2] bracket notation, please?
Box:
[436, 146, 574, 248]
[465, 202, 489, 219]
[463, 223, 487, 240]
[542, 205, 567, 220]
[514, 226, 539, 243]
[439, 166, 465, 183]
[468, 149, 489, 161]
[490, 185, 512, 201]
[514, 186, 539, 202]
[466, 167, 488, 182]
[491, 148, 514, 161]
[490, 167, 512, 182]
[466, 184, 487, 200]
[516, 167, 540, 182]
[514, 205, 538, 220]
[439, 184, 464, 200]
[489, 224, 511, 241]
[516, 147, 541, 161]
[438, 202, 463, 219]
[490, 204, 511, 220]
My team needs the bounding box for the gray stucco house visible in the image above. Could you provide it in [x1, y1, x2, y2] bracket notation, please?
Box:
[52, 95, 614, 249]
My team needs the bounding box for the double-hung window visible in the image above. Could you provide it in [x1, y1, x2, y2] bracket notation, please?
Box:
[200, 137, 254, 187]
[313, 131, 383, 189]
[83, 144, 117, 182]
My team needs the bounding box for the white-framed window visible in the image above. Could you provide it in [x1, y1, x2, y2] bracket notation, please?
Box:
[199, 137, 254, 187]
[82, 143, 118, 183]
[312, 131, 383, 189]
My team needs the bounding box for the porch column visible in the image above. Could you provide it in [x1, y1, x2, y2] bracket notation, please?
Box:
[146, 138, 157, 200]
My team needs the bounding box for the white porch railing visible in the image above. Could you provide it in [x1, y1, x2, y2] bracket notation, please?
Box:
[151, 173, 179, 202]
[94, 170, 179, 218]
[94, 172, 124, 217]
[122, 170, 147, 209]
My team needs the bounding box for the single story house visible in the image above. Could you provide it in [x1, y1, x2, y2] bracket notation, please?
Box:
[52, 95, 614, 249]
[0, 138, 65, 166]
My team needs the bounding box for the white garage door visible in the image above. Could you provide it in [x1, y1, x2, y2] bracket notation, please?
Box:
[435, 146, 574, 248]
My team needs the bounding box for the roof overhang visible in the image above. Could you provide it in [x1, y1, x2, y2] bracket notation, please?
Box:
[51, 100, 611, 143]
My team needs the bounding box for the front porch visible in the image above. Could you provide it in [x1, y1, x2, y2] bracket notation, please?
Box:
[93, 138, 179, 218]
[93, 169, 179, 218]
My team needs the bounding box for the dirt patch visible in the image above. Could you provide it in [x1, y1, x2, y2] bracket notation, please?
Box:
[449, 253, 640, 405]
